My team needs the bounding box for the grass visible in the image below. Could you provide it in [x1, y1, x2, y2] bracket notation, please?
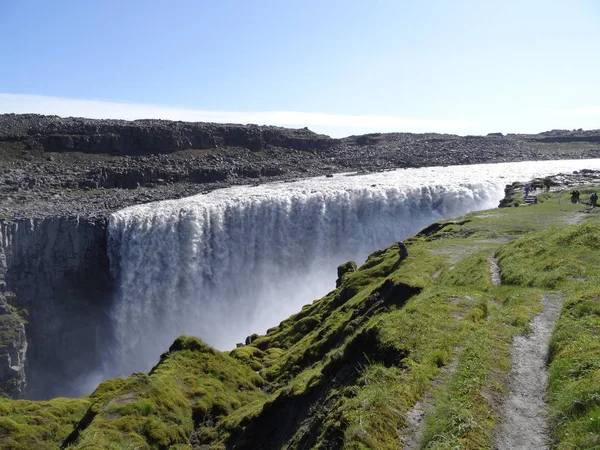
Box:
[494, 212, 600, 450]
[420, 286, 544, 449]
[0, 397, 91, 450]
[1, 184, 599, 449]
[63, 336, 266, 450]
[218, 192, 592, 449]
[548, 290, 600, 449]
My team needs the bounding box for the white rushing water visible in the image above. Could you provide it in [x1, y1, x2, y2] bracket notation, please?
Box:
[106, 159, 600, 376]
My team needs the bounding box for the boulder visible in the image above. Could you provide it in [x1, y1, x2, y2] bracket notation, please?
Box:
[336, 261, 357, 287]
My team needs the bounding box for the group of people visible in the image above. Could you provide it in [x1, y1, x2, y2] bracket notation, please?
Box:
[523, 182, 550, 198]
[570, 190, 581, 203]
[570, 189, 598, 207]
[523, 183, 537, 197]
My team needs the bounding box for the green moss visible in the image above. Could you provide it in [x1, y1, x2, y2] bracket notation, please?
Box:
[0, 301, 26, 352]
[0, 397, 90, 449]
[229, 346, 265, 371]
[61, 336, 266, 449]
[0, 315, 23, 349]
[89, 377, 128, 401]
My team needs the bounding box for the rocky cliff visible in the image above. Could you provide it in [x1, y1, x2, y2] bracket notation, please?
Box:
[0, 114, 333, 155]
[0, 217, 112, 399]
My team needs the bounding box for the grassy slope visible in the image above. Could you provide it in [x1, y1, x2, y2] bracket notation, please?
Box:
[0, 397, 90, 450]
[0, 187, 599, 449]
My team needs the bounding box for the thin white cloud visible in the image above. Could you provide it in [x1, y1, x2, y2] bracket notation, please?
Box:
[0, 93, 477, 137]
[549, 107, 600, 115]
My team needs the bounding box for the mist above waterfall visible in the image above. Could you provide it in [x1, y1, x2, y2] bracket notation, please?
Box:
[106, 159, 600, 379]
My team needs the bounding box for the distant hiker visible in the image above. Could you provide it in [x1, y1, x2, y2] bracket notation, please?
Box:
[591, 192, 598, 207]
[570, 190, 580, 204]
[543, 178, 551, 191]
[397, 241, 409, 261]
[524, 185, 530, 197]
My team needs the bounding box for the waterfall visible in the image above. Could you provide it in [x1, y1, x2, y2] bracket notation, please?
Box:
[106, 159, 600, 377]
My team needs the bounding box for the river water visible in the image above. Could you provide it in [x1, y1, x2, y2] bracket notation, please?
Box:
[105, 158, 600, 379]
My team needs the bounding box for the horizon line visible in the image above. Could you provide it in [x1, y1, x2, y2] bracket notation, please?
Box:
[1, 93, 597, 138]
[0, 93, 479, 138]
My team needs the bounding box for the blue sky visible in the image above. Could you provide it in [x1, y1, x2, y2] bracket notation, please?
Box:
[1, 0, 599, 137]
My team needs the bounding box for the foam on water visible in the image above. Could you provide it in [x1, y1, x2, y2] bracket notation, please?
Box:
[107, 159, 600, 377]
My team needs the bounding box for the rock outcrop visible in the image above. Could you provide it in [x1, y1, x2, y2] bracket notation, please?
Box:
[0, 292, 27, 398]
[498, 169, 600, 208]
[336, 261, 357, 287]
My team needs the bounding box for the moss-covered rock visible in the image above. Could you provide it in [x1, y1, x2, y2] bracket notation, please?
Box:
[336, 260, 357, 287]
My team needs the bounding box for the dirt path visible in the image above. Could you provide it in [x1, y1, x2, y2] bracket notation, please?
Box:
[492, 293, 564, 450]
[488, 256, 501, 286]
[401, 356, 460, 450]
[563, 211, 588, 225]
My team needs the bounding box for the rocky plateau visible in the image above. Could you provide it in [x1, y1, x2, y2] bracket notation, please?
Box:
[1, 114, 599, 219]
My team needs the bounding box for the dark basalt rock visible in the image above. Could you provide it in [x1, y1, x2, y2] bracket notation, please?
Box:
[245, 333, 259, 345]
[0, 114, 333, 155]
